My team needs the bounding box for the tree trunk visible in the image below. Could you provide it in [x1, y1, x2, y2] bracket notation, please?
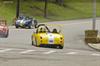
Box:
[44, 0, 48, 18]
[60, 0, 64, 6]
[16, 0, 20, 18]
[55, 0, 64, 6]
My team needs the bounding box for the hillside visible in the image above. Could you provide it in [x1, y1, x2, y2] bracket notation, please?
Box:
[0, 0, 100, 24]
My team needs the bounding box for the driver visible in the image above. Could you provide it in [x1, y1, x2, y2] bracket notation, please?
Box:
[39, 26, 46, 33]
[52, 28, 58, 33]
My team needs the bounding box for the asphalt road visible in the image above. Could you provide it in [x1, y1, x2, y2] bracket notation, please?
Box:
[0, 18, 100, 66]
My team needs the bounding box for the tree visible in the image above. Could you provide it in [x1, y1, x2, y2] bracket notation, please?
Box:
[16, 0, 20, 18]
[60, 0, 64, 6]
[44, 0, 48, 18]
[55, 0, 64, 6]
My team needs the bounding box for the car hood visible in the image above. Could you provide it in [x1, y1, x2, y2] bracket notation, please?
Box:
[16, 19, 31, 24]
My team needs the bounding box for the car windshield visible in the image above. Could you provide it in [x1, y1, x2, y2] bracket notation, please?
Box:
[45, 24, 62, 33]
[37, 25, 49, 33]
[37, 24, 62, 33]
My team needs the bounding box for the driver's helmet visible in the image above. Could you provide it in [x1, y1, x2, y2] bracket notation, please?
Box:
[39, 26, 46, 33]
[19, 16, 24, 20]
[52, 28, 58, 33]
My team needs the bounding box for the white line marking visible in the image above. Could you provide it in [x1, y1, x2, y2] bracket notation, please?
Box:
[20, 50, 36, 54]
[91, 53, 100, 56]
[43, 50, 56, 54]
[0, 49, 13, 53]
[66, 48, 93, 53]
[66, 52, 77, 55]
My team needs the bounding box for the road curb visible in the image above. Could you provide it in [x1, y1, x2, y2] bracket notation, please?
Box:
[87, 43, 100, 51]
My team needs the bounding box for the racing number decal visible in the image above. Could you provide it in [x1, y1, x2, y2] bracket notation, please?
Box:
[48, 33, 54, 44]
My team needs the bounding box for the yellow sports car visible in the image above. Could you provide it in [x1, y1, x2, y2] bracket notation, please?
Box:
[31, 24, 64, 49]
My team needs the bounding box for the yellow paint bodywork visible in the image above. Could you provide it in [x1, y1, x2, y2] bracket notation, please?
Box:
[32, 33, 64, 47]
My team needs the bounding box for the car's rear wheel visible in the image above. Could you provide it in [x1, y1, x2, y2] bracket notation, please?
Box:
[32, 41, 34, 46]
[56, 45, 63, 49]
[59, 46, 63, 49]
[34, 39, 38, 47]
[31, 36, 34, 46]
[28, 26, 31, 29]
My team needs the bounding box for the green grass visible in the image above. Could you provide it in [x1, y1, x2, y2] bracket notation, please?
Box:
[0, 0, 100, 25]
[0, 1, 16, 25]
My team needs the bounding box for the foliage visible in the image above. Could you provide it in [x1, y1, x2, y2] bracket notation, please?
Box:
[0, 0, 100, 25]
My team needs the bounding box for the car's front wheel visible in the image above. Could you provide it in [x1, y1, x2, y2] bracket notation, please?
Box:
[28, 26, 31, 29]
[15, 25, 19, 28]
